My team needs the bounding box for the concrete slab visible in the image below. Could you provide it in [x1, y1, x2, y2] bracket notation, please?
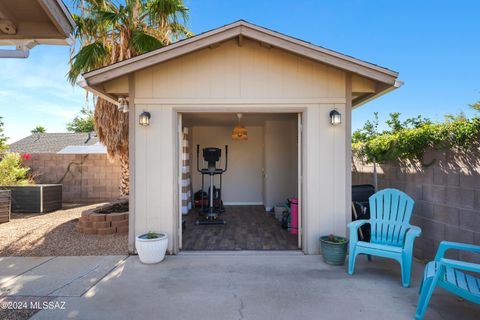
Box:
[0, 256, 127, 297]
[32, 254, 479, 320]
[0, 257, 53, 286]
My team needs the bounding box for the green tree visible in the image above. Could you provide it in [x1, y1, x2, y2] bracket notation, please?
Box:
[0, 117, 7, 154]
[67, 107, 95, 133]
[352, 112, 380, 143]
[68, 0, 191, 196]
[470, 100, 480, 111]
[0, 153, 31, 186]
[31, 125, 46, 134]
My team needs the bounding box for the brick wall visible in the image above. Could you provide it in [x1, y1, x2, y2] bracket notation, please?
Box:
[23, 154, 122, 203]
[352, 148, 480, 263]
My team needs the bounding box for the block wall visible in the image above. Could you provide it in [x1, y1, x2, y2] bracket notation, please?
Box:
[352, 148, 480, 263]
[23, 154, 122, 203]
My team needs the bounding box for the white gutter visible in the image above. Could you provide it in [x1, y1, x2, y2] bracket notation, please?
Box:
[0, 40, 37, 59]
[77, 77, 121, 106]
[353, 80, 404, 108]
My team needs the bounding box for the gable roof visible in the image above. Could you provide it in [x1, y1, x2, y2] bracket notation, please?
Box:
[9, 133, 101, 154]
[81, 20, 399, 87]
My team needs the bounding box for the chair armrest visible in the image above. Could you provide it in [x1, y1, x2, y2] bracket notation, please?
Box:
[347, 220, 369, 244]
[440, 258, 480, 274]
[406, 225, 422, 237]
[403, 225, 421, 252]
[434, 241, 480, 261]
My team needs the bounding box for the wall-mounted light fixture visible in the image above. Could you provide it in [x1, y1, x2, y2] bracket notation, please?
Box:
[118, 97, 129, 113]
[139, 111, 151, 126]
[329, 109, 342, 125]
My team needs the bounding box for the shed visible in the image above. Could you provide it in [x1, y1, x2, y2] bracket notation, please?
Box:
[80, 20, 402, 254]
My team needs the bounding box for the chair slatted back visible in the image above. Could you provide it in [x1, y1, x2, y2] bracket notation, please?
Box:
[369, 188, 415, 247]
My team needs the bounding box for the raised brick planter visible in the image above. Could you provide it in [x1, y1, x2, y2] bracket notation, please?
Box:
[78, 208, 128, 235]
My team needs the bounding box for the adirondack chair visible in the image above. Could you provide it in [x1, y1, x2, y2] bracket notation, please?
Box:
[415, 241, 480, 320]
[347, 188, 421, 287]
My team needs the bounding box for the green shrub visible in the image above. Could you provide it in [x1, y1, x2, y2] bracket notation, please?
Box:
[0, 153, 33, 186]
[353, 113, 480, 164]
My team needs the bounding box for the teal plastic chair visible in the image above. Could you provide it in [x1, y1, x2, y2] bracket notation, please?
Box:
[347, 188, 421, 287]
[415, 241, 480, 319]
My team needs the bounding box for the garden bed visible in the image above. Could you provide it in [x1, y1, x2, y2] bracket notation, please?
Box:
[0, 203, 128, 256]
[78, 199, 129, 235]
[0, 190, 11, 223]
[0, 184, 62, 213]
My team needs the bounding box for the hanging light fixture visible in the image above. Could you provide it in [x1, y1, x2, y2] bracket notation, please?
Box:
[232, 113, 248, 140]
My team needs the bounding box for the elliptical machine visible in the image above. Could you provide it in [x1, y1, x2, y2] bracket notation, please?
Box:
[196, 145, 228, 225]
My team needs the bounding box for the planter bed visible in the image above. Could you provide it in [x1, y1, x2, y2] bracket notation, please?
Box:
[78, 200, 129, 235]
[0, 190, 11, 223]
[0, 184, 62, 213]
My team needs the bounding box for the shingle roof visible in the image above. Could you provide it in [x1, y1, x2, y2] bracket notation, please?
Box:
[9, 133, 100, 154]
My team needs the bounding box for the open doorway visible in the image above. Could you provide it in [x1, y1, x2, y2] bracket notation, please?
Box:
[179, 112, 300, 250]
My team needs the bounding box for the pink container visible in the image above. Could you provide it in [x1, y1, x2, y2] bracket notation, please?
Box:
[290, 198, 298, 235]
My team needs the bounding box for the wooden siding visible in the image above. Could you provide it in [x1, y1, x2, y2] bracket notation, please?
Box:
[0, 190, 10, 223]
[135, 38, 346, 101]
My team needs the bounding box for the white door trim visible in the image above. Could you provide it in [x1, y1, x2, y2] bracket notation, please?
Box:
[175, 106, 307, 253]
[297, 112, 302, 249]
[177, 113, 183, 251]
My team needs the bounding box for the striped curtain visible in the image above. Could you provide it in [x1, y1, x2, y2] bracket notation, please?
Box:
[181, 127, 193, 215]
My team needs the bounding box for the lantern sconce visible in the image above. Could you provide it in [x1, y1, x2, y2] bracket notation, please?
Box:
[329, 109, 342, 126]
[139, 111, 151, 126]
[118, 97, 129, 113]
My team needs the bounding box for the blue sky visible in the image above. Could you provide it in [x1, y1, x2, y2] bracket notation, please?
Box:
[1, 0, 479, 143]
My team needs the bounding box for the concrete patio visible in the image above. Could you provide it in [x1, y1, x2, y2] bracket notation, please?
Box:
[0, 253, 478, 320]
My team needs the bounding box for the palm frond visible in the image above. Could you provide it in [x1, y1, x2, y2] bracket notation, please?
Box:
[68, 42, 108, 84]
[131, 30, 163, 53]
[95, 10, 120, 25]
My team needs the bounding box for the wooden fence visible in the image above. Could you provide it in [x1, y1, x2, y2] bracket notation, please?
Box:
[0, 190, 11, 223]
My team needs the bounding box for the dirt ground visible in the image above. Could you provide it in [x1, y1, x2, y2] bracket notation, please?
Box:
[0, 203, 128, 257]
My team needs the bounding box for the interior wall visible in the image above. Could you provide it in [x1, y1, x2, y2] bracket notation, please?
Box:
[264, 118, 298, 210]
[191, 126, 264, 204]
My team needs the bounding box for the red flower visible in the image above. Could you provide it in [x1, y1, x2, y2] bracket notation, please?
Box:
[20, 153, 31, 160]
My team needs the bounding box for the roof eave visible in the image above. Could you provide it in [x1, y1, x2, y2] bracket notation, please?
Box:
[78, 78, 120, 106]
[82, 20, 399, 87]
[352, 80, 404, 109]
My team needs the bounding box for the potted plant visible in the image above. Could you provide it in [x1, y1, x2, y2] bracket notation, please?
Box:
[320, 234, 349, 266]
[135, 231, 168, 264]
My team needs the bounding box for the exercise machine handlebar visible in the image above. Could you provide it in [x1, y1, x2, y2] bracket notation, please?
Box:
[196, 144, 228, 173]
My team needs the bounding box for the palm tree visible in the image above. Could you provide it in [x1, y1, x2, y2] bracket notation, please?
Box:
[31, 126, 46, 134]
[68, 0, 190, 196]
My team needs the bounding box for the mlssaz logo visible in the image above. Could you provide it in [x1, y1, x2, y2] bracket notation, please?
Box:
[30, 301, 66, 310]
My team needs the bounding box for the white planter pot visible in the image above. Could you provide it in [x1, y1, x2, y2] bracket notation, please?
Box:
[135, 233, 168, 264]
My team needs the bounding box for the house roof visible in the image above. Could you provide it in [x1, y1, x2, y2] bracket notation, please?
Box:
[80, 20, 402, 108]
[0, 0, 75, 46]
[9, 133, 101, 154]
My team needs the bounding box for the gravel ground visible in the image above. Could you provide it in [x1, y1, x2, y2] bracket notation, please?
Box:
[0, 203, 128, 256]
[0, 296, 54, 320]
